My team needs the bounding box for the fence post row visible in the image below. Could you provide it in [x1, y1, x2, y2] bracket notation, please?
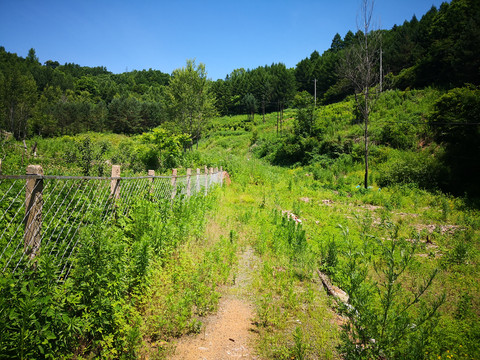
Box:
[24, 165, 43, 260]
[209, 167, 214, 188]
[15, 164, 222, 262]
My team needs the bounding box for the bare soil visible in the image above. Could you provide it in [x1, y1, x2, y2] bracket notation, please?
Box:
[171, 247, 259, 360]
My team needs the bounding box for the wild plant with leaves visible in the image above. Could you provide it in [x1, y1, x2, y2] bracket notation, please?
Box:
[337, 223, 444, 359]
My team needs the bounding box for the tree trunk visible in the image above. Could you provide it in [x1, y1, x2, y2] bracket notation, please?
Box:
[364, 88, 369, 189]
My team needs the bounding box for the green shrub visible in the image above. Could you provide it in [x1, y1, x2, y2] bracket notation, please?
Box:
[377, 149, 444, 189]
[380, 121, 417, 150]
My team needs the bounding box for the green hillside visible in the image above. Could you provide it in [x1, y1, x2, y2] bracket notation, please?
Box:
[2, 87, 478, 358]
[197, 91, 480, 359]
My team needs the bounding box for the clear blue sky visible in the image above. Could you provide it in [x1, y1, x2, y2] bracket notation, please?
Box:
[0, 0, 448, 80]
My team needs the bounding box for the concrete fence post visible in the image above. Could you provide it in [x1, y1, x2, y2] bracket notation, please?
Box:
[220, 166, 223, 186]
[214, 167, 218, 185]
[24, 165, 43, 260]
[204, 166, 208, 196]
[110, 165, 121, 199]
[148, 170, 155, 196]
[196, 168, 200, 194]
[171, 168, 177, 200]
[186, 168, 192, 197]
[209, 167, 214, 188]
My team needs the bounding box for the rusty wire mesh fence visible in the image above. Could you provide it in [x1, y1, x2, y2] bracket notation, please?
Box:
[0, 166, 223, 281]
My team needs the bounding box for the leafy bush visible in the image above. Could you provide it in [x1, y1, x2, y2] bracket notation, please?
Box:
[377, 148, 445, 189]
[428, 86, 480, 197]
[336, 225, 444, 360]
[380, 121, 417, 150]
[0, 183, 222, 358]
[0, 256, 83, 359]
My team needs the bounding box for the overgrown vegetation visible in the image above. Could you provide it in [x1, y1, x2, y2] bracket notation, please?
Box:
[194, 102, 480, 359]
[1, 92, 479, 359]
[0, 188, 237, 359]
[1, 0, 479, 358]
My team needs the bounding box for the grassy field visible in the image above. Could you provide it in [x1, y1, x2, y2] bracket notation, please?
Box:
[196, 91, 480, 359]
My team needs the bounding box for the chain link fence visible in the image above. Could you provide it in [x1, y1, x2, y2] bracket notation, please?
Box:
[0, 165, 223, 280]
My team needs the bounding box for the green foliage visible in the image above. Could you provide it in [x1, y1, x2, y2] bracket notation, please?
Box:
[428, 86, 480, 196]
[377, 148, 445, 189]
[293, 326, 308, 360]
[0, 256, 83, 359]
[0, 47, 170, 138]
[380, 121, 417, 150]
[293, 91, 317, 138]
[164, 59, 217, 147]
[2, 12, 480, 356]
[0, 182, 225, 358]
[321, 237, 338, 275]
[75, 135, 110, 176]
[211, 63, 295, 116]
[139, 127, 191, 171]
[2, 0, 480, 139]
[242, 93, 257, 121]
[336, 225, 444, 359]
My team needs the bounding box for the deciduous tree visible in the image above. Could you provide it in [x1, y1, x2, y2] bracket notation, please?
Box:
[164, 60, 216, 148]
[340, 0, 381, 189]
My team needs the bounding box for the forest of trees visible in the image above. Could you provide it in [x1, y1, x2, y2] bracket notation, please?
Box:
[0, 47, 171, 139]
[0, 0, 478, 140]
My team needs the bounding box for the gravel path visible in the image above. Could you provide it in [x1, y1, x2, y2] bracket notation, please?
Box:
[172, 247, 259, 360]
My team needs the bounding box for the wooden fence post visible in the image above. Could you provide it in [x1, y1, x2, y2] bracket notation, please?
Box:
[111, 165, 121, 199]
[186, 168, 192, 197]
[24, 165, 43, 260]
[148, 170, 155, 196]
[204, 166, 208, 196]
[171, 168, 177, 200]
[196, 168, 200, 194]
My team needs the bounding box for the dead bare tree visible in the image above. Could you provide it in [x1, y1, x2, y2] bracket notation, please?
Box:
[340, 0, 381, 189]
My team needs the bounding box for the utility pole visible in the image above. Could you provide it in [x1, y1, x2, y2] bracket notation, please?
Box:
[314, 78, 317, 108]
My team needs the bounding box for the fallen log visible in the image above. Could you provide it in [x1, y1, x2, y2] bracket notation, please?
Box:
[317, 269, 349, 305]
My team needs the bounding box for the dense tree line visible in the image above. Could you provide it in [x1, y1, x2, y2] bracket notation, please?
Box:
[210, 0, 479, 114]
[0, 46, 171, 139]
[211, 63, 296, 118]
[294, 0, 480, 103]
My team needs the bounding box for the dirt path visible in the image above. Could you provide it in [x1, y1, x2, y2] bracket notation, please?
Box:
[172, 247, 259, 360]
